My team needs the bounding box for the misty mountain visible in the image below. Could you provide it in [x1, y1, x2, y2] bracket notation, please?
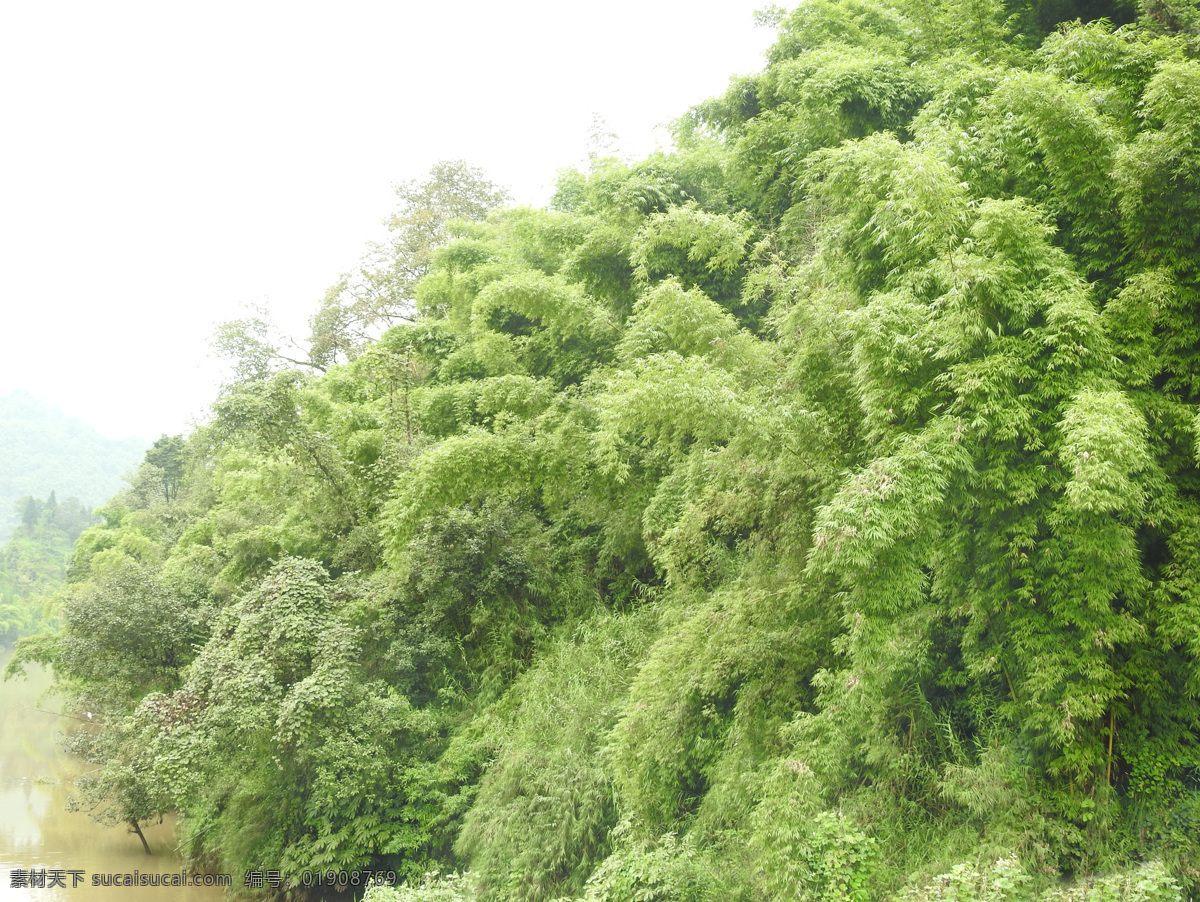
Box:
[0, 391, 147, 540]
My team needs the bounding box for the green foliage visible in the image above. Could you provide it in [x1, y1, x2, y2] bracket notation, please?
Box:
[609, 599, 748, 833]
[0, 492, 97, 643]
[310, 160, 511, 360]
[894, 858, 1182, 902]
[385, 499, 565, 702]
[51, 562, 203, 707]
[64, 692, 177, 849]
[143, 434, 187, 503]
[630, 206, 756, 323]
[1115, 58, 1200, 279]
[753, 809, 877, 902]
[35, 2, 1200, 898]
[582, 830, 712, 902]
[162, 559, 443, 881]
[382, 430, 535, 558]
[365, 872, 472, 902]
[456, 610, 657, 902]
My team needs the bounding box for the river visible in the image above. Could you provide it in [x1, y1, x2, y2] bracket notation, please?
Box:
[0, 651, 231, 901]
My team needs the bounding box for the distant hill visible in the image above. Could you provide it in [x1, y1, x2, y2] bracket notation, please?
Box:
[0, 391, 147, 540]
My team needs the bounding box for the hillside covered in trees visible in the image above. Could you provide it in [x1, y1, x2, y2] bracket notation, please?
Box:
[0, 390, 146, 541]
[0, 493, 97, 644]
[10, 0, 1200, 899]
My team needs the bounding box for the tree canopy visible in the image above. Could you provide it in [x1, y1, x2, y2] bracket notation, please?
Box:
[13, 2, 1200, 901]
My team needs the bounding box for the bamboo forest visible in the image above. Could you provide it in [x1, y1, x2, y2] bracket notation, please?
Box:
[6, 0, 1200, 899]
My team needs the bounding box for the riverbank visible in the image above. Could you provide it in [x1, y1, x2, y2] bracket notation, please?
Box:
[0, 651, 230, 901]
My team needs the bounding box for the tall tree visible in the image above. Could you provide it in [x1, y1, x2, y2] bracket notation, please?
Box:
[307, 160, 510, 364]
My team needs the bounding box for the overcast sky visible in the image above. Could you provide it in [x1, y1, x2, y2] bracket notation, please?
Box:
[0, 0, 776, 440]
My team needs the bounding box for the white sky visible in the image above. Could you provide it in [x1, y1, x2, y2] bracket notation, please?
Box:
[0, 0, 776, 441]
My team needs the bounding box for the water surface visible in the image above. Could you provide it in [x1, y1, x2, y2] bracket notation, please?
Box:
[0, 652, 231, 901]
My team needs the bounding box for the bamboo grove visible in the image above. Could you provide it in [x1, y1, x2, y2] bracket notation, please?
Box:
[9, 1, 1200, 899]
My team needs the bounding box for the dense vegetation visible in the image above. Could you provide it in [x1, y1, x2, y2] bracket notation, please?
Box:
[0, 390, 146, 541]
[0, 493, 97, 644]
[9, 1, 1200, 899]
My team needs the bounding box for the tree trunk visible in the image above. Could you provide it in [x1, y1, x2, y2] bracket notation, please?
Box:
[129, 818, 151, 855]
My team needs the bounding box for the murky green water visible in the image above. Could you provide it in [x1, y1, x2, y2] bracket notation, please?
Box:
[0, 652, 231, 901]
